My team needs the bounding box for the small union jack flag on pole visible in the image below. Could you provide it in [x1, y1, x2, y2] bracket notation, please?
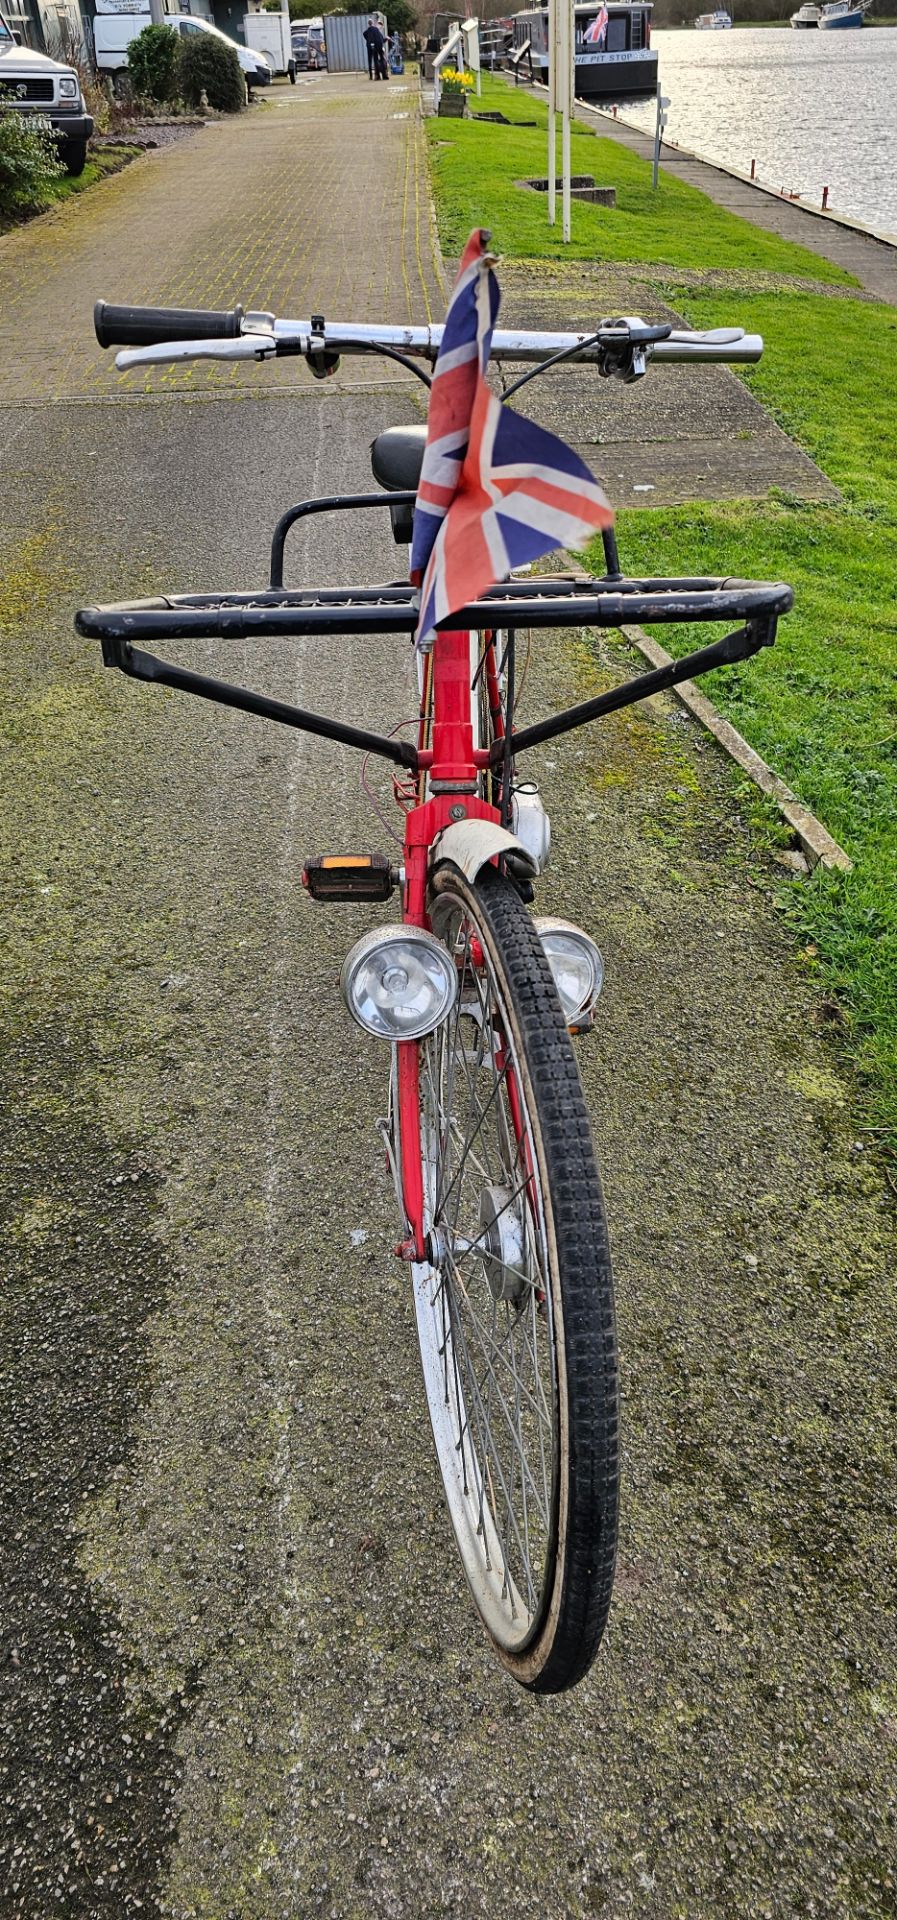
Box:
[584, 6, 609, 43]
[410, 229, 613, 651]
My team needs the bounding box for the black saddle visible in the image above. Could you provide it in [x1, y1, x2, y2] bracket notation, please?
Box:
[370, 425, 427, 544]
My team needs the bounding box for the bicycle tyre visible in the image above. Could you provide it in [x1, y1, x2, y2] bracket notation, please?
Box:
[414, 861, 619, 1692]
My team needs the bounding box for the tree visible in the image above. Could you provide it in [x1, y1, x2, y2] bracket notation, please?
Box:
[385, 0, 417, 31]
[289, 0, 337, 17]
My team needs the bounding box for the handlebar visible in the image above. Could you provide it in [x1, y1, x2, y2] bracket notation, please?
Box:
[92, 303, 765, 377]
[94, 300, 245, 349]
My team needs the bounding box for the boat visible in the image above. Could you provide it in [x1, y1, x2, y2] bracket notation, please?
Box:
[790, 2, 821, 24]
[817, 0, 867, 23]
[510, 3, 657, 102]
[694, 10, 732, 25]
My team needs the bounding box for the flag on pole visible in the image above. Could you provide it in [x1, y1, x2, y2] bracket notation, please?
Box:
[411, 229, 613, 651]
[584, 6, 609, 43]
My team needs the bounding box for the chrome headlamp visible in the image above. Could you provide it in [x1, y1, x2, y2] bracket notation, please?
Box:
[534, 917, 604, 1032]
[341, 926, 457, 1042]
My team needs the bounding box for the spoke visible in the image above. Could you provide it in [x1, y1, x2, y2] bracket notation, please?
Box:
[444, 1275, 537, 1602]
[447, 1253, 551, 1534]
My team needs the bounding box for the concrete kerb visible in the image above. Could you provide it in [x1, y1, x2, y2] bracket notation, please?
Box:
[622, 623, 853, 873]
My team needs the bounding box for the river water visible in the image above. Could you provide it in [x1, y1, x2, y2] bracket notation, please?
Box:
[619, 26, 897, 238]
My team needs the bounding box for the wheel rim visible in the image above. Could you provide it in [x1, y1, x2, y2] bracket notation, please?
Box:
[415, 889, 560, 1653]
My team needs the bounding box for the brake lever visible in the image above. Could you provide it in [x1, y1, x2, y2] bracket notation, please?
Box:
[595, 316, 673, 384]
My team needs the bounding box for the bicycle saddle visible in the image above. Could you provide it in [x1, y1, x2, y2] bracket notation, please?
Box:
[371, 424, 427, 493]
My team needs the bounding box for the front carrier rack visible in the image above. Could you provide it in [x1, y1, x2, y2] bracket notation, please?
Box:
[76, 493, 793, 775]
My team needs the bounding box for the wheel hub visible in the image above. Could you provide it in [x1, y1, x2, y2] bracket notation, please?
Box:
[479, 1184, 525, 1304]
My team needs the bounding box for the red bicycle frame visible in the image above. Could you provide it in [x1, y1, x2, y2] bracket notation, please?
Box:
[396, 627, 501, 1260]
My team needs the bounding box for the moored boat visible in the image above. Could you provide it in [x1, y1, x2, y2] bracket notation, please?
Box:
[510, 3, 657, 102]
[817, 0, 867, 23]
[694, 9, 732, 24]
[790, 2, 821, 24]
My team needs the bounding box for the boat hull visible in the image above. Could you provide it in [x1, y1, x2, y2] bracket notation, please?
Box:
[574, 49, 658, 96]
[818, 11, 863, 21]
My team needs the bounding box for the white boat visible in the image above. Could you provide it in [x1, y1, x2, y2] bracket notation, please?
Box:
[790, 2, 821, 25]
[818, 0, 867, 23]
[694, 9, 732, 25]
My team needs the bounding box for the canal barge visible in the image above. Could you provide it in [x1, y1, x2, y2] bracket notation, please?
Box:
[510, 3, 657, 103]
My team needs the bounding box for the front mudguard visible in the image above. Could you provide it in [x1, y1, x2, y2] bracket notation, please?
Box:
[430, 818, 538, 887]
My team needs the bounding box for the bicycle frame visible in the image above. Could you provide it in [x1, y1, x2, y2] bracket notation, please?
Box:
[77, 498, 792, 1263]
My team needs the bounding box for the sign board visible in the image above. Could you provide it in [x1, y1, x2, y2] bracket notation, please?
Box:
[461, 14, 479, 71]
[94, 0, 150, 14]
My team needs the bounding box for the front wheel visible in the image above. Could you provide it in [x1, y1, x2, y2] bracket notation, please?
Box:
[61, 139, 87, 177]
[413, 863, 619, 1692]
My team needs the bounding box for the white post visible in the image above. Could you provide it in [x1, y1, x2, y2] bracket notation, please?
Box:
[547, 0, 557, 226]
[461, 19, 480, 96]
[653, 90, 669, 190]
[559, 0, 571, 242]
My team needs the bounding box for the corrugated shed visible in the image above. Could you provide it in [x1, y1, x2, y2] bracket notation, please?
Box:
[322, 12, 368, 70]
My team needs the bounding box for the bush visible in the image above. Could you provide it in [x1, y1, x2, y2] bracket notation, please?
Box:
[0, 110, 64, 220]
[127, 23, 181, 104]
[180, 31, 245, 112]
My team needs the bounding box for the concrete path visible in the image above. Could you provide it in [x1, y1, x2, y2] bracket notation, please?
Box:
[495, 260, 841, 508]
[2, 73, 895, 1920]
[575, 98, 897, 305]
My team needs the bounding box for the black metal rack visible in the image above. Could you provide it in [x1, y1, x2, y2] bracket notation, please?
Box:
[76, 492, 793, 775]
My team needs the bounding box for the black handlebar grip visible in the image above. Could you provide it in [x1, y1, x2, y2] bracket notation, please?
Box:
[94, 301, 244, 349]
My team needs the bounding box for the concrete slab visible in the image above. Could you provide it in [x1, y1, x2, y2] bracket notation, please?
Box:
[495, 261, 840, 508]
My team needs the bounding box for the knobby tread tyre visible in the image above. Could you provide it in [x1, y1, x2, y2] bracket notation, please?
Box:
[428, 861, 619, 1693]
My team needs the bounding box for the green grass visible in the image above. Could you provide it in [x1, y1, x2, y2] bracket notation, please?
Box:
[429, 76, 855, 283]
[593, 290, 897, 1127]
[0, 144, 140, 233]
[427, 87, 897, 1132]
[52, 145, 141, 205]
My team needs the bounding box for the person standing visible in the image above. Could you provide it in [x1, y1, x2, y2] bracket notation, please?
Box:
[362, 16, 387, 79]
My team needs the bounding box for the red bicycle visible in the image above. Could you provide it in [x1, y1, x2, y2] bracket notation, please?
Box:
[81, 299, 792, 1692]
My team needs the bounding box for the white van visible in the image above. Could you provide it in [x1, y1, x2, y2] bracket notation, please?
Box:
[93, 12, 273, 89]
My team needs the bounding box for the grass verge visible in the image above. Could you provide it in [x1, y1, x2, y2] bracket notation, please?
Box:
[600, 289, 897, 1130]
[0, 145, 141, 235]
[427, 78, 897, 1137]
[428, 75, 855, 283]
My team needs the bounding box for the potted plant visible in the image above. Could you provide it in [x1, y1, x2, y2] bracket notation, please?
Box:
[438, 67, 473, 116]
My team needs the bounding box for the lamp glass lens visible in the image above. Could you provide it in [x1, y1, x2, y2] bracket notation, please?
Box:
[541, 929, 602, 1019]
[347, 936, 455, 1040]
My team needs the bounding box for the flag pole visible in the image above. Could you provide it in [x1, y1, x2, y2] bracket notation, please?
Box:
[560, 0, 571, 243]
[547, 0, 557, 226]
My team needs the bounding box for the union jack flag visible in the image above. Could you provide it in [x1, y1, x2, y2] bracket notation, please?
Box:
[584, 6, 609, 43]
[411, 229, 613, 651]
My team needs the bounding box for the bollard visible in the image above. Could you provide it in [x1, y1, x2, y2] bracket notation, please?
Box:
[750, 157, 756, 180]
[822, 185, 829, 209]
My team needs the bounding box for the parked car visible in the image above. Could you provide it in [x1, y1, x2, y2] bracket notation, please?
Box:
[0, 5, 93, 175]
[94, 12, 272, 91]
